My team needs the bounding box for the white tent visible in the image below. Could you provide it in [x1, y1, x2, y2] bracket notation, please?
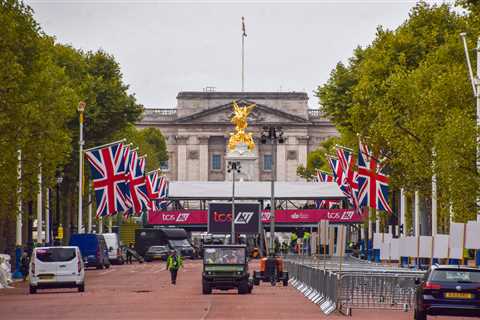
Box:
[168, 181, 345, 200]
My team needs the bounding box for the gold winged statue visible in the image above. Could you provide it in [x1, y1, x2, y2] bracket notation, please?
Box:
[228, 101, 256, 151]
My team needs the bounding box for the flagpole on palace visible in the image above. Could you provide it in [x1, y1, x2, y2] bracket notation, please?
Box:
[241, 16, 246, 92]
[78, 101, 86, 234]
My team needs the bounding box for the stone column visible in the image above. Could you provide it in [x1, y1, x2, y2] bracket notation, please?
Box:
[176, 136, 188, 181]
[297, 137, 309, 180]
[276, 142, 286, 181]
[198, 136, 209, 181]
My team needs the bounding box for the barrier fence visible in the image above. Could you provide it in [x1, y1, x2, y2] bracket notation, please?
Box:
[284, 255, 425, 316]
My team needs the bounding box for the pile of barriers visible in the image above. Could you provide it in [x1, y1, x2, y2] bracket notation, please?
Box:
[284, 255, 425, 316]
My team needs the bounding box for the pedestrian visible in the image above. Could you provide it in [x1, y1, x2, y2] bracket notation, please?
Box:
[20, 250, 30, 281]
[290, 232, 298, 253]
[166, 250, 183, 285]
[303, 231, 311, 255]
[126, 243, 134, 264]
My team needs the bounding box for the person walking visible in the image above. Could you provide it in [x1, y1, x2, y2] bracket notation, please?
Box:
[166, 250, 183, 285]
[303, 231, 311, 255]
[126, 243, 134, 264]
[20, 250, 30, 281]
[290, 232, 298, 253]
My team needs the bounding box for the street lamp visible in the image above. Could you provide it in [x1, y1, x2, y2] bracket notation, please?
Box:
[227, 161, 241, 244]
[56, 173, 63, 244]
[260, 126, 285, 254]
[77, 101, 86, 234]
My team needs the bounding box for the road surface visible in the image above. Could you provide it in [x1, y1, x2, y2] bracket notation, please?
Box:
[0, 260, 470, 320]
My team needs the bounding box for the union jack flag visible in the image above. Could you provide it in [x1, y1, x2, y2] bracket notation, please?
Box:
[85, 142, 128, 217]
[127, 155, 151, 216]
[314, 170, 340, 209]
[336, 147, 360, 211]
[146, 171, 169, 211]
[357, 140, 392, 213]
[315, 170, 334, 183]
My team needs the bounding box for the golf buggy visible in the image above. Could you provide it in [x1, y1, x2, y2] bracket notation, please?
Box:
[253, 255, 288, 286]
[202, 245, 253, 294]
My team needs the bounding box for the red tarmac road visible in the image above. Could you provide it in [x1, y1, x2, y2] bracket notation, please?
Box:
[0, 260, 472, 320]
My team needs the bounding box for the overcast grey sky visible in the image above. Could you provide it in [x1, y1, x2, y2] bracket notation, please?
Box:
[26, 0, 453, 108]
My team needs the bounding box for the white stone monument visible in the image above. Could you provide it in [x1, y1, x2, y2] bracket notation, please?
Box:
[225, 143, 258, 181]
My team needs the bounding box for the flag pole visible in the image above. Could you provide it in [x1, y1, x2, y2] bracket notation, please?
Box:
[460, 33, 480, 221]
[83, 139, 127, 153]
[241, 16, 246, 92]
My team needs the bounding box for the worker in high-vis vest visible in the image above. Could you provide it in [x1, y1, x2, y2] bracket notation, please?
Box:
[290, 232, 298, 253]
[166, 250, 183, 285]
[303, 231, 311, 255]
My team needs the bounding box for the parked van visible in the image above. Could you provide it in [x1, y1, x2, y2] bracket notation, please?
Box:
[69, 233, 111, 269]
[102, 233, 125, 265]
[135, 228, 195, 259]
[29, 246, 85, 294]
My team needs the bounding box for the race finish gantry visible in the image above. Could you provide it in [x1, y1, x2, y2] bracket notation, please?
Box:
[146, 181, 363, 232]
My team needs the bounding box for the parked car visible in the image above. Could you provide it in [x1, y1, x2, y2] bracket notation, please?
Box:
[29, 246, 85, 294]
[69, 233, 111, 269]
[102, 233, 125, 265]
[144, 245, 170, 262]
[414, 265, 480, 320]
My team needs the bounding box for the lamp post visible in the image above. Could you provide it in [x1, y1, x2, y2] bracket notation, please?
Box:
[260, 126, 284, 254]
[77, 101, 86, 234]
[56, 174, 63, 243]
[227, 161, 241, 244]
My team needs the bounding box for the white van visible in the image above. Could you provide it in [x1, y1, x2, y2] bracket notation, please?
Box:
[102, 233, 125, 264]
[29, 246, 85, 294]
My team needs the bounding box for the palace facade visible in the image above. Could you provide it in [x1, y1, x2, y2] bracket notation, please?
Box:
[136, 91, 338, 181]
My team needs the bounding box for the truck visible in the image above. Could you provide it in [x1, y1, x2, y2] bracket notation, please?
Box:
[134, 228, 195, 259]
[202, 245, 253, 295]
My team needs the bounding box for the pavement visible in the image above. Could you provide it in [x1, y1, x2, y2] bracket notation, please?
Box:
[0, 260, 471, 320]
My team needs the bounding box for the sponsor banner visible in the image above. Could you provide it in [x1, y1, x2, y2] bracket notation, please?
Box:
[148, 208, 364, 225]
[208, 202, 260, 234]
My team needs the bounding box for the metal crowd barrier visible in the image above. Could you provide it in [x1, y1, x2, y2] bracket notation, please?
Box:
[284, 255, 425, 316]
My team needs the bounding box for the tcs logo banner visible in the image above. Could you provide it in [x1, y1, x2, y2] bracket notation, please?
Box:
[208, 203, 260, 234]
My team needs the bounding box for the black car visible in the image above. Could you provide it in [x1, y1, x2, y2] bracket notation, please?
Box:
[202, 245, 253, 295]
[414, 265, 480, 320]
[144, 246, 170, 262]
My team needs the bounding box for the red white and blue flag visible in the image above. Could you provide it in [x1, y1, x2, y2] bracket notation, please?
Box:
[314, 170, 340, 209]
[85, 142, 128, 217]
[336, 147, 360, 211]
[146, 171, 169, 211]
[357, 141, 392, 213]
[127, 155, 151, 216]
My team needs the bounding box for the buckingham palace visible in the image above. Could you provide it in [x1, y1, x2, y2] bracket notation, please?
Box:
[136, 91, 338, 182]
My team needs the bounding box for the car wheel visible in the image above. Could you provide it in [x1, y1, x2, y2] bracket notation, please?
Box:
[238, 281, 249, 294]
[202, 281, 212, 295]
[29, 285, 37, 294]
[283, 278, 288, 286]
[78, 284, 85, 292]
[414, 309, 427, 320]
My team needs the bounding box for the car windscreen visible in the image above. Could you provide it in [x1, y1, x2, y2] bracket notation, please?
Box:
[169, 239, 190, 247]
[204, 248, 245, 264]
[431, 269, 480, 283]
[149, 246, 168, 251]
[36, 248, 76, 262]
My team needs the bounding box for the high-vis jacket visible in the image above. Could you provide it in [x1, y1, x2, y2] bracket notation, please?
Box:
[167, 255, 183, 271]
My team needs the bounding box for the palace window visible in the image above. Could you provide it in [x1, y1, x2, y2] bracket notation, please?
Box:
[263, 154, 273, 171]
[211, 154, 222, 171]
[160, 160, 169, 171]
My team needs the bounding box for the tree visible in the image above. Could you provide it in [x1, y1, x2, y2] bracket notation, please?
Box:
[314, 2, 480, 227]
[0, 0, 76, 252]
